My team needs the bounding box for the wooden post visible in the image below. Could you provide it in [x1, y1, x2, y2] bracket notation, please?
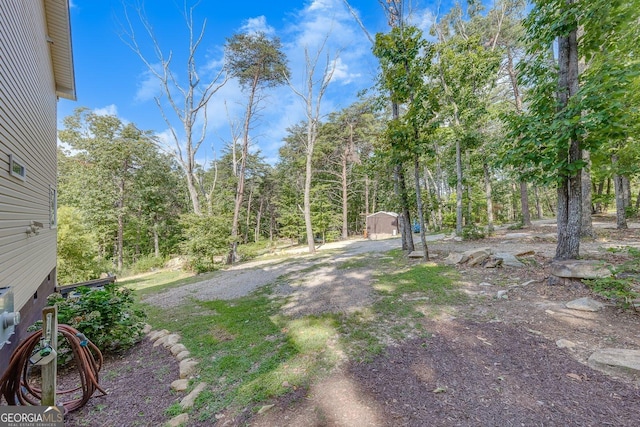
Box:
[41, 305, 57, 406]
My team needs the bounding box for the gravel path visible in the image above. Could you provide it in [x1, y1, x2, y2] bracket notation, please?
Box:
[141, 238, 402, 308]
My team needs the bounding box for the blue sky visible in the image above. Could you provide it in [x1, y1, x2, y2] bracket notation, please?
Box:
[59, 0, 445, 165]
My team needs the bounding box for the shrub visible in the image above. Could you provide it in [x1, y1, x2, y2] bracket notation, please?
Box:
[128, 254, 166, 275]
[47, 284, 146, 353]
[179, 213, 230, 272]
[461, 225, 485, 240]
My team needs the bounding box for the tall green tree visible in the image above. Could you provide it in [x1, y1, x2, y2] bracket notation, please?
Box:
[225, 32, 289, 263]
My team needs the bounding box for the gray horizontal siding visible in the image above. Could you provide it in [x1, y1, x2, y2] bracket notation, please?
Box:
[0, 0, 59, 309]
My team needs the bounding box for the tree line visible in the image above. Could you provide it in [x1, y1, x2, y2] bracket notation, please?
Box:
[56, 0, 640, 283]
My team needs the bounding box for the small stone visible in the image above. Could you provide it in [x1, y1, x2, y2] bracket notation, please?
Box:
[171, 344, 188, 356]
[179, 358, 199, 379]
[566, 297, 605, 312]
[176, 351, 191, 361]
[166, 413, 188, 427]
[408, 251, 425, 259]
[142, 324, 153, 335]
[257, 404, 275, 414]
[556, 339, 577, 349]
[497, 290, 508, 299]
[282, 381, 290, 388]
[163, 334, 181, 349]
[520, 280, 536, 287]
[154, 335, 169, 347]
[215, 413, 225, 420]
[149, 329, 170, 341]
[479, 282, 493, 287]
[171, 379, 189, 392]
[180, 382, 207, 409]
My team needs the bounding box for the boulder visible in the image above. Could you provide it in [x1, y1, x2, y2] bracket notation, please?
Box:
[550, 260, 611, 279]
[565, 297, 605, 312]
[494, 253, 525, 268]
[408, 251, 426, 259]
[588, 348, 640, 380]
[460, 248, 492, 265]
[444, 252, 464, 265]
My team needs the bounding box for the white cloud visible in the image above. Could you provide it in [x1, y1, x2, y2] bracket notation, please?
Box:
[328, 57, 361, 84]
[241, 16, 275, 35]
[93, 104, 119, 116]
[134, 67, 162, 103]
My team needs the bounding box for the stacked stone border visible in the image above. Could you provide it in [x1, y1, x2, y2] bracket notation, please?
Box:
[144, 325, 207, 427]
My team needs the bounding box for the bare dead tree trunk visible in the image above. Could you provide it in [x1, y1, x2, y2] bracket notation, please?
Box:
[286, 39, 338, 254]
[255, 198, 264, 243]
[153, 222, 160, 258]
[121, 4, 226, 215]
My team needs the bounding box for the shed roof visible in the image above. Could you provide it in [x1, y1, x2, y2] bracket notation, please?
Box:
[366, 211, 399, 218]
[43, 0, 76, 100]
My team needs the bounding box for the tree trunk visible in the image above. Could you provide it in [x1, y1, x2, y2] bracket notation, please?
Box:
[414, 154, 429, 261]
[455, 137, 463, 235]
[613, 155, 628, 229]
[520, 181, 531, 227]
[622, 176, 631, 208]
[255, 198, 264, 243]
[595, 180, 604, 213]
[153, 222, 160, 258]
[341, 148, 348, 240]
[484, 162, 494, 233]
[185, 171, 201, 215]
[116, 176, 125, 271]
[581, 149, 595, 237]
[244, 186, 253, 244]
[229, 75, 259, 264]
[394, 163, 414, 252]
[534, 186, 543, 219]
[555, 20, 581, 260]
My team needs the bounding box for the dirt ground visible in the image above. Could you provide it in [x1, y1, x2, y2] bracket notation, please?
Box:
[65, 218, 640, 426]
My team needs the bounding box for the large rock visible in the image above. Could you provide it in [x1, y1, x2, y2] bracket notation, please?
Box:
[588, 348, 640, 380]
[444, 252, 464, 265]
[494, 253, 525, 268]
[171, 379, 189, 392]
[550, 260, 611, 279]
[460, 248, 492, 265]
[565, 297, 605, 312]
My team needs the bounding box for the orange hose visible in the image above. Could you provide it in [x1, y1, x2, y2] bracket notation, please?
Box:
[0, 324, 105, 412]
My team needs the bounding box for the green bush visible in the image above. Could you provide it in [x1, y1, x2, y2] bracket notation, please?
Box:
[586, 247, 640, 309]
[128, 254, 166, 275]
[180, 213, 230, 272]
[461, 224, 485, 240]
[47, 284, 146, 353]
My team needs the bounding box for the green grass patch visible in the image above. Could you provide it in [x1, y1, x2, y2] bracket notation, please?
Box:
[120, 270, 218, 298]
[142, 289, 340, 420]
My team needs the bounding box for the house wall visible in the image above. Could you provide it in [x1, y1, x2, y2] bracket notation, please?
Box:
[0, 0, 59, 369]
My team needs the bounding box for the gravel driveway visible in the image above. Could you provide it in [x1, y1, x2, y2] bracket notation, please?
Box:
[141, 238, 403, 309]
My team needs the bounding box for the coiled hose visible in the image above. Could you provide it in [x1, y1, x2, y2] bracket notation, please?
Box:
[0, 324, 106, 412]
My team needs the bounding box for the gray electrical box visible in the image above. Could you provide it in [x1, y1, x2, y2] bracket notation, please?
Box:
[0, 287, 20, 350]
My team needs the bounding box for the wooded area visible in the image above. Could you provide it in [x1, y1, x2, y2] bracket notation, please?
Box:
[56, 0, 640, 283]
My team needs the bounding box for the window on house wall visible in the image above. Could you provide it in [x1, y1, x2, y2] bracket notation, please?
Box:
[50, 186, 57, 228]
[9, 154, 26, 181]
